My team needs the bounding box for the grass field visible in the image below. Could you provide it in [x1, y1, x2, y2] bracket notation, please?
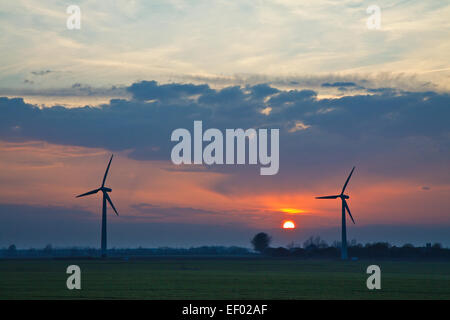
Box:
[0, 257, 449, 299]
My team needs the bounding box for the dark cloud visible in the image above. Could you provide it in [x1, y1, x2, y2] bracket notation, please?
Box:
[321, 82, 357, 87]
[267, 89, 317, 105]
[367, 87, 398, 94]
[179, 73, 438, 93]
[127, 80, 211, 101]
[321, 82, 366, 92]
[130, 203, 223, 220]
[0, 84, 128, 98]
[31, 70, 52, 76]
[247, 83, 279, 99]
[0, 81, 449, 191]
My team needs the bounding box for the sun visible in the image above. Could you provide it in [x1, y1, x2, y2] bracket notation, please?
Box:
[282, 220, 296, 229]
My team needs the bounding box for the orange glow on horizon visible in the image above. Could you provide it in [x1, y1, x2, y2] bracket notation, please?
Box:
[280, 208, 305, 214]
[1, 140, 450, 229]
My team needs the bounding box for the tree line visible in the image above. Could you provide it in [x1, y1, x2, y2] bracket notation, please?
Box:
[0, 244, 252, 258]
[2, 233, 449, 260]
[251, 233, 450, 259]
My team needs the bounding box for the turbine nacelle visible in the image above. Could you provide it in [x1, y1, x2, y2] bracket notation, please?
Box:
[76, 154, 119, 216]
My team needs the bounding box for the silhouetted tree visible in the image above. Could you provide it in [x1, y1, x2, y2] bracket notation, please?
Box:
[251, 232, 271, 253]
[303, 236, 328, 249]
[432, 243, 442, 249]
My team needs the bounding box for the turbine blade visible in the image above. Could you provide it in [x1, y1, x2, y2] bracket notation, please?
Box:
[343, 200, 355, 224]
[101, 154, 114, 187]
[341, 166, 355, 195]
[105, 192, 119, 216]
[316, 195, 340, 199]
[76, 188, 100, 198]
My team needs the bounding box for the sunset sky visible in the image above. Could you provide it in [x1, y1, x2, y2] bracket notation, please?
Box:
[0, 1, 449, 248]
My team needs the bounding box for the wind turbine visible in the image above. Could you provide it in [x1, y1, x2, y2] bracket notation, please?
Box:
[316, 167, 356, 260]
[76, 154, 119, 258]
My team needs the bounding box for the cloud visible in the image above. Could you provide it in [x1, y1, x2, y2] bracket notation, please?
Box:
[1, 1, 449, 91]
[127, 80, 211, 101]
[321, 82, 357, 88]
[1, 81, 449, 143]
[247, 83, 279, 98]
[321, 81, 365, 92]
[288, 121, 311, 133]
[181, 73, 441, 92]
[0, 84, 128, 98]
[0, 80, 449, 191]
[130, 203, 223, 220]
[31, 70, 52, 76]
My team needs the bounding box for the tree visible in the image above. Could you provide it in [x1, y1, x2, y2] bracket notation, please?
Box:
[303, 236, 328, 249]
[432, 243, 442, 249]
[251, 232, 271, 253]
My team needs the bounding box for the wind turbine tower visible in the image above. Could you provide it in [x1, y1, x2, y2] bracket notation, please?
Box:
[76, 155, 119, 257]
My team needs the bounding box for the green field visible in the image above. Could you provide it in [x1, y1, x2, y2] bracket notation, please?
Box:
[0, 257, 449, 299]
